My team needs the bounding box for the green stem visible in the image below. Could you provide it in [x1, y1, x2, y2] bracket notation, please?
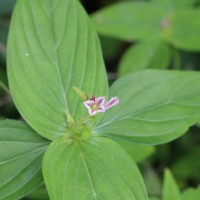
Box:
[0, 81, 10, 94]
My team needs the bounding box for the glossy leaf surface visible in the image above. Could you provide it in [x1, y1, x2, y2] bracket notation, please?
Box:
[43, 137, 148, 200]
[8, 0, 108, 140]
[0, 120, 49, 200]
[95, 70, 200, 144]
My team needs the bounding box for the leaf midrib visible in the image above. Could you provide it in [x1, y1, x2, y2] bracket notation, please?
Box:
[47, 2, 70, 114]
[80, 150, 98, 200]
[30, 1, 70, 115]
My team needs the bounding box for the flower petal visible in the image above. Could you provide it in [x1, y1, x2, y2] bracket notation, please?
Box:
[105, 97, 119, 110]
[89, 109, 97, 116]
[83, 100, 93, 109]
[98, 105, 106, 113]
[96, 96, 105, 106]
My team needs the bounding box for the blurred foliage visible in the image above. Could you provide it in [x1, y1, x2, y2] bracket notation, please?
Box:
[0, 0, 199, 199]
[92, 0, 200, 76]
[90, 0, 200, 198]
[22, 186, 49, 200]
[0, 0, 19, 119]
[162, 169, 182, 200]
[182, 186, 200, 200]
[118, 39, 170, 76]
[0, 0, 16, 16]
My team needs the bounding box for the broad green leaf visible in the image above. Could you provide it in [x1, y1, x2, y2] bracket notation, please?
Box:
[118, 40, 170, 77]
[95, 70, 200, 145]
[171, 9, 200, 51]
[162, 169, 181, 200]
[117, 140, 155, 163]
[8, 0, 108, 140]
[182, 186, 200, 200]
[0, 120, 49, 200]
[92, 2, 165, 41]
[42, 137, 148, 200]
[152, 0, 197, 9]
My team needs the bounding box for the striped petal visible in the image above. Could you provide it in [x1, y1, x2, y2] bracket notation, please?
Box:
[105, 97, 119, 110]
[96, 96, 105, 106]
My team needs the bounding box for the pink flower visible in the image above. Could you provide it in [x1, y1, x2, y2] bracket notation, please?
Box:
[84, 96, 119, 116]
[84, 96, 105, 116]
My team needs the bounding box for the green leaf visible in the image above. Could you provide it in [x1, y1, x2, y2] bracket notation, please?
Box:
[0, 120, 49, 200]
[152, 0, 197, 9]
[42, 137, 148, 200]
[95, 70, 200, 145]
[7, 0, 108, 140]
[182, 186, 200, 200]
[117, 140, 155, 163]
[162, 169, 181, 200]
[92, 2, 165, 41]
[171, 9, 200, 51]
[118, 40, 170, 77]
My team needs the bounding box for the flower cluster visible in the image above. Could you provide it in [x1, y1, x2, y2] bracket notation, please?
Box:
[84, 96, 119, 116]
